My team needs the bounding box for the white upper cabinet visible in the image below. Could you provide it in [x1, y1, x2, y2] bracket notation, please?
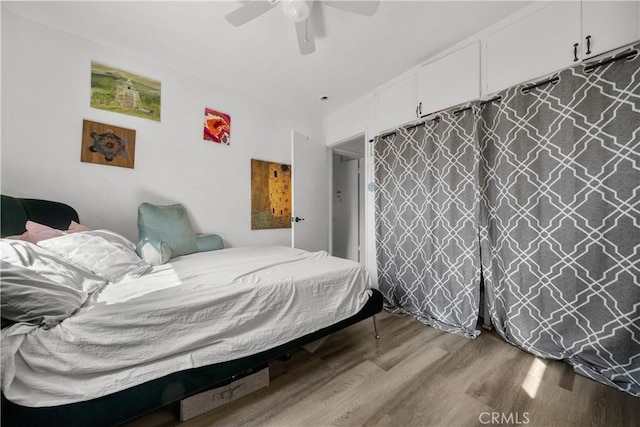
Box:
[375, 73, 418, 133]
[486, 1, 640, 95]
[368, 0, 640, 135]
[417, 42, 481, 116]
[486, 1, 581, 95]
[375, 43, 480, 133]
[581, 1, 640, 59]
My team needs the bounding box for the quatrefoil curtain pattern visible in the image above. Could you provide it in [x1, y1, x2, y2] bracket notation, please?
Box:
[374, 106, 482, 339]
[374, 43, 639, 396]
[479, 45, 640, 396]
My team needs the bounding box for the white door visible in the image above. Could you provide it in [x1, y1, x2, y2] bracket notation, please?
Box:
[291, 130, 329, 252]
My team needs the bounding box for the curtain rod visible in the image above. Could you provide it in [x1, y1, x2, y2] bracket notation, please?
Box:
[584, 49, 638, 74]
[481, 95, 502, 106]
[419, 111, 443, 119]
[453, 96, 503, 116]
[405, 115, 441, 131]
[405, 122, 424, 131]
[522, 76, 560, 94]
[381, 131, 396, 140]
[453, 106, 472, 116]
[519, 49, 635, 94]
[378, 115, 442, 139]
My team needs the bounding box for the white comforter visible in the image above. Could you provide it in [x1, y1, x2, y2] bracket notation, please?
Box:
[1, 246, 373, 407]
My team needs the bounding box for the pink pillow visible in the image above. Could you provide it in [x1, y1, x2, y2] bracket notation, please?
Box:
[19, 220, 92, 244]
[20, 221, 64, 244]
[67, 221, 91, 233]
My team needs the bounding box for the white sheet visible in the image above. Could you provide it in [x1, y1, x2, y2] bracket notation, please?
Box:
[1, 246, 373, 407]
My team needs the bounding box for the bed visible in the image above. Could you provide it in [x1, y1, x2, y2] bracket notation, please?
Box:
[0, 195, 383, 426]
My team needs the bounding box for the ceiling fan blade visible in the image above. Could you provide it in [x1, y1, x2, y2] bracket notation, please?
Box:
[295, 19, 316, 55]
[225, 0, 278, 27]
[323, 1, 379, 17]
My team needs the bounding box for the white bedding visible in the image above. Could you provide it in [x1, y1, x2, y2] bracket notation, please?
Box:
[1, 246, 373, 407]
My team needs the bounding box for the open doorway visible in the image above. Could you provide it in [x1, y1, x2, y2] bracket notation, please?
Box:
[331, 135, 365, 262]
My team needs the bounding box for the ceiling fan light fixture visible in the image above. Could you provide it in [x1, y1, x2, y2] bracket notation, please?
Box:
[225, 0, 380, 55]
[282, 0, 312, 22]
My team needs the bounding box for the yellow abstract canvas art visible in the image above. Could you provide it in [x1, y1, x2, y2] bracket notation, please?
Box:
[251, 159, 291, 229]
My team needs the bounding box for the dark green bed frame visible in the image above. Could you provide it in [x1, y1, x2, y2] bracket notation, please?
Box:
[0, 195, 383, 426]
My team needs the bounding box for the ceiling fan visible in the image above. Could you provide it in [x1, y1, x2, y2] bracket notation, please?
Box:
[225, 0, 380, 55]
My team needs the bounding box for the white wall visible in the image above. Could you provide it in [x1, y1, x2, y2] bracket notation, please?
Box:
[323, 94, 374, 146]
[1, 11, 322, 247]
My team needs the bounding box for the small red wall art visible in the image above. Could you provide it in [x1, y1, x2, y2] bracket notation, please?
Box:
[203, 108, 231, 145]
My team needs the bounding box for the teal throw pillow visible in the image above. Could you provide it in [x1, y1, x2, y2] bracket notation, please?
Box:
[136, 238, 172, 266]
[196, 233, 224, 252]
[136, 203, 224, 264]
[137, 203, 198, 258]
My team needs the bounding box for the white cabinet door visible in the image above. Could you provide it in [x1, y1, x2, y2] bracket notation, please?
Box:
[486, 1, 581, 95]
[417, 42, 480, 115]
[582, 1, 640, 59]
[375, 73, 418, 133]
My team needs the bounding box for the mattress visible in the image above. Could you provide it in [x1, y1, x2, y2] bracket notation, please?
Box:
[1, 246, 373, 407]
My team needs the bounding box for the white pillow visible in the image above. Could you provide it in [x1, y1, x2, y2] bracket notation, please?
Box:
[38, 230, 152, 282]
[1, 261, 87, 329]
[0, 239, 105, 295]
[0, 239, 106, 328]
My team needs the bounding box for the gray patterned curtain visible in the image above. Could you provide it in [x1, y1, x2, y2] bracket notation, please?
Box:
[375, 106, 481, 338]
[478, 45, 640, 396]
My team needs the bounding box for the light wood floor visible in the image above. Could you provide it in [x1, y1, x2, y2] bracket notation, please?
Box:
[125, 311, 639, 427]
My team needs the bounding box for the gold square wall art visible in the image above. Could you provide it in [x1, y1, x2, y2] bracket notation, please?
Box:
[90, 61, 161, 121]
[251, 159, 292, 230]
[81, 120, 136, 169]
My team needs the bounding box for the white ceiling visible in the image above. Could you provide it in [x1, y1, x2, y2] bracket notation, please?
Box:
[2, 1, 531, 118]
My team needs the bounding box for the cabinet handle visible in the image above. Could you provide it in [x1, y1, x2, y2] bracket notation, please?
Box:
[415, 105, 419, 118]
[573, 43, 579, 62]
[585, 35, 592, 55]
[418, 102, 422, 116]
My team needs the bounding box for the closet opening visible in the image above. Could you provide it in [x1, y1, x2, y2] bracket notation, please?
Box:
[331, 135, 365, 263]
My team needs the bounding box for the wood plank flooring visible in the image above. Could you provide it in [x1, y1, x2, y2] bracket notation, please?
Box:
[125, 312, 639, 427]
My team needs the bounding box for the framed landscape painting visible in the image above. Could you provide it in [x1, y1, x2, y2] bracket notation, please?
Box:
[90, 61, 161, 121]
